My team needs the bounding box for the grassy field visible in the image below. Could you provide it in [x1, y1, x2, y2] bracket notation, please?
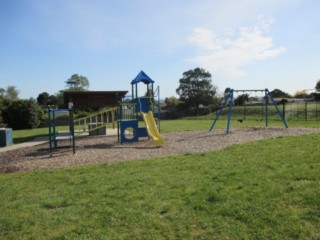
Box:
[1, 133, 320, 239]
[12, 118, 320, 144]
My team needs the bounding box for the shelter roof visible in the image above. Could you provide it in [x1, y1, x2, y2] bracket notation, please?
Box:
[131, 70, 154, 85]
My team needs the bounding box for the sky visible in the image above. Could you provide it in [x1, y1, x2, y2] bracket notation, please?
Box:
[1, 0, 319, 100]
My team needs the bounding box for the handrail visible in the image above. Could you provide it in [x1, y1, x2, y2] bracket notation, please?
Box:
[73, 107, 117, 133]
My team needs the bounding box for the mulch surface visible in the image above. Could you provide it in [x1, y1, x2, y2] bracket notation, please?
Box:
[1, 127, 319, 173]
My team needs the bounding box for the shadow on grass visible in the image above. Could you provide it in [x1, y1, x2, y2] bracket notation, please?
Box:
[13, 136, 36, 144]
[13, 134, 48, 144]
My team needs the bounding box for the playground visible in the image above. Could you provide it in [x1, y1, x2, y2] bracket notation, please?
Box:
[1, 126, 319, 173]
[1, 74, 320, 239]
[1, 72, 319, 173]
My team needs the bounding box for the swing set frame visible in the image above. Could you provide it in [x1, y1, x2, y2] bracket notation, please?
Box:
[209, 88, 288, 134]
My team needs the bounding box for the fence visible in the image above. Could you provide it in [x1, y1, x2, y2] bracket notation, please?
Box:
[284, 101, 320, 121]
[161, 101, 320, 121]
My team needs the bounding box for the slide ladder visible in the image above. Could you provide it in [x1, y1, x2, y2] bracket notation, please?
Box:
[141, 111, 164, 146]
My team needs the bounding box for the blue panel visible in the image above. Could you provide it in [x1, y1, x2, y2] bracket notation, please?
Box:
[138, 127, 149, 138]
[0, 128, 13, 147]
[136, 97, 149, 113]
[120, 120, 139, 143]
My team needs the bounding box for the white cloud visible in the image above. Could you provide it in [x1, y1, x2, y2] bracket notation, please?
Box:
[188, 16, 285, 79]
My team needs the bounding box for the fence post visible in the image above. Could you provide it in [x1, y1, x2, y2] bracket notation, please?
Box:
[305, 102, 307, 121]
[282, 101, 286, 120]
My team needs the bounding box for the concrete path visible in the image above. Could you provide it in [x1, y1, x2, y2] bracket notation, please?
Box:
[0, 136, 49, 153]
[0, 128, 119, 153]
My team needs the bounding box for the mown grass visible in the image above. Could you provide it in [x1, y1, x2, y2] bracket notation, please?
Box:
[12, 127, 49, 144]
[12, 118, 319, 144]
[159, 118, 319, 132]
[1, 133, 320, 239]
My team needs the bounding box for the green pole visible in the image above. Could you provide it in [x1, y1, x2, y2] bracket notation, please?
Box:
[131, 84, 134, 101]
[70, 108, 76, 154]
[151, 83, 154, 112]
[135, 83, 138, 119]
[157, 85, 160, 132]
[135, 83, 138, 100]
[305, 102, 307, 121]
[53, 110, 57, 148]
[48, 108, 53, 156]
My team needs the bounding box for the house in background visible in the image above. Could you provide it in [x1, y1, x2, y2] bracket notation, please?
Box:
[64, 91, 128, 110]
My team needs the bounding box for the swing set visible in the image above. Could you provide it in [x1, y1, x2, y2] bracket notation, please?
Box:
[210, 88, 288, 134]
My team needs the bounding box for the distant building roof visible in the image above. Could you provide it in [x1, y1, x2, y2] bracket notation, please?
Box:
[64, 91, 128, 110]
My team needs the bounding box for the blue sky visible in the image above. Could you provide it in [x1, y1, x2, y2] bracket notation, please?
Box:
[1, 0, 319, 99]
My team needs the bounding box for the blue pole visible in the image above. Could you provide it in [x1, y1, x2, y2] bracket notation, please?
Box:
[267, 90, 289, 128]
[226, 90, 234, 134]
[209, 90, 232, 132]
[265, 89, 268, 127]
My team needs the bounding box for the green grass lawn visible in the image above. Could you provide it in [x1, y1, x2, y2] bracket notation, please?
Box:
[1, 133, 320, 239]
[12, 119, 319, 144]
[12, 127, 49, 144]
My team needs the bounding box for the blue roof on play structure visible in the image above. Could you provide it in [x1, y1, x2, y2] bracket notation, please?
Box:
[131, 70, 155, 85]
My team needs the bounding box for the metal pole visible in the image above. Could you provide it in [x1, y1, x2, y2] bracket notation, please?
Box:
[53, 110, 57, 148]
[267, 90, 288, 128]
[265, 89, 268, 127]
[70, 108, 76, 154]
[131, 84, 134, 101]
[226, 90, 234, 134]
[305, 102, 308, 120]
[243, 98, 245, 120]
[282, 100, 285, 120]
[157, 86, 161, 132]
[48, 108, 53, 156]
[209, 90, 232, 132]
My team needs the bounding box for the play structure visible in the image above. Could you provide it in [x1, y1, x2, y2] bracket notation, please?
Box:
[117, 70, 164, 146]
[48, 108, 76, 156]
[48, 71, 163, 156]
[210, 89, 288, 134]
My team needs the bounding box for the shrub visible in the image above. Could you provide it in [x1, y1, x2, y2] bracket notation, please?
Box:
[2, 99, 45, 130]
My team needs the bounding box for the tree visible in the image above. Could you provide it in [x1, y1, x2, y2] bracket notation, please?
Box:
[316, 79, 320, 91]
[37, 92, 50, 105]
[48, 94, 59, 106]
[0, 88, 4, 97]
[294, 90, 312, 99]
[234, 94, 249, 106]
[4, 86, 19, 100]
[270, 89, 292, 98]
[176, 68, 217, 109]
[164, 96, 180, 106]
[224, 87, 231, 95]
[65, 74, 90, 91]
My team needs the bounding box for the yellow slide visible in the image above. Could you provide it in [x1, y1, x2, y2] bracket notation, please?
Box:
[141, 111, 164, 146]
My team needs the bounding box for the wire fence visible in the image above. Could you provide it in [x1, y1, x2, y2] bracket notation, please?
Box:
[284, 101, 320, 121]
[160, 101, 320, 121]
